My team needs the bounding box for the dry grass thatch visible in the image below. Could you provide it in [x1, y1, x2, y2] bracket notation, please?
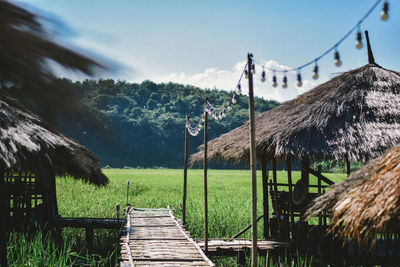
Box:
[0, 94, 108, 185]
[306, 144, 400, 245]
[191, 63, 400, 165]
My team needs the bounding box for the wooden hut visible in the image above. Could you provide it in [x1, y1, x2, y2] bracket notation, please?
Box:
[306, 143, 400, 246]
[190, 34, 400, 247]
[0, 94, 107, 265]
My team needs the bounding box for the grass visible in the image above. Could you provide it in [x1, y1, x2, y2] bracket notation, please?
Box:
[7, 168, 346, 266]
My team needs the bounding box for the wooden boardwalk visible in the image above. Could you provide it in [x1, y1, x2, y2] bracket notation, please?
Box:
[196, 238, 290, 256]
[120, 208, 214, 266]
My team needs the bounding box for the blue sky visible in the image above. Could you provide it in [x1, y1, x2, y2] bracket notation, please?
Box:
[19, 0, 400, 101]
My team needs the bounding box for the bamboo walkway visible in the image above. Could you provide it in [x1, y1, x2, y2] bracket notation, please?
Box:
[120, 207, 214, 267]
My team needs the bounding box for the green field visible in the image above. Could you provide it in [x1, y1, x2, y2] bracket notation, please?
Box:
[8, 168, 346, 266]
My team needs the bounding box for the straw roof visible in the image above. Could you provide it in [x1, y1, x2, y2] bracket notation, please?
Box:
[306, 144, 400, 245]
[191, 63, 400, 165]
[0, 94, 108, 185]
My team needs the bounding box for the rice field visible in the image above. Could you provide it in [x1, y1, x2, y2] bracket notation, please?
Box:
[7, 168, 346, 266]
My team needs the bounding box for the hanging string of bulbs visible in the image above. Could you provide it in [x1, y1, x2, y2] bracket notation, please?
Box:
[253, 0, 389, 89]
[186, 0, 390, 136]
[186, 64, 247, 136]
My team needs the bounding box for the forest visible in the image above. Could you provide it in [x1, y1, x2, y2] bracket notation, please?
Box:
[6, 79, 279, 168]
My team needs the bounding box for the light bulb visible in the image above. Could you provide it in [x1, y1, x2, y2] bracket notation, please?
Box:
[272, 75, 278, 87]
[297, 73, 302, 87]
[381, 2, 389, 21]
[231, 96, 236, 104]
[227, 105, 232, 111]
[355, 31, 363, 49]
[237, 84, 241, 93]
[282, 75, 288, 89]
[244, 70, 248, 79]
[312, 65, 319, 80]
[334, 51, 342, 67]
[251, 64, 256, 74]
[261, 70, 266, 82]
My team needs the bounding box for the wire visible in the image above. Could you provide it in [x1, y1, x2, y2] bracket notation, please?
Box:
[255, 0, 382, 73]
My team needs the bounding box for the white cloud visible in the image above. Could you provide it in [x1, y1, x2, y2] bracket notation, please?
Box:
[152, 60, 318, 102]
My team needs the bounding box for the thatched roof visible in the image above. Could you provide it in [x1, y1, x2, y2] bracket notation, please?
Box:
[191, 63, 400, 165]
[0, 94, 108, 185]
[306, 144, 400, 245]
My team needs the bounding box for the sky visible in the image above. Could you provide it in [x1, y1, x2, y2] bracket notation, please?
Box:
[18, 0, 400, 102]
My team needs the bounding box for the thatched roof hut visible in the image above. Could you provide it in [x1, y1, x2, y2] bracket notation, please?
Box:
[0, 94, 108, 185]
[306, 144, 400, 245]
[191, 62, 400, 165]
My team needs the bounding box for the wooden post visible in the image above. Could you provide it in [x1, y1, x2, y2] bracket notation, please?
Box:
[301, 158, 310, 192]
[261, 153, 269, 239]
[0, 170, 7, 267]
[86, 227, 93, 253]
[247, 53, 258, 267]
[317, 165, 322, 226]
[272, 158, 281, 238]
[345, 156, 351, 177]
[183, 114, 189, 225]
[286, 158, 294, 238]
[203, 100, 209, 254]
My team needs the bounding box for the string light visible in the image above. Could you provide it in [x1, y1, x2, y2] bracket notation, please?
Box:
[312, 63, 319, 80]
[254, 0, 383, 87]
[334, 50, 342, 67]
[261, 68, 266, 82]
[251, 64, 256, 74]
[231, 95, 237, 104]
[355, 28, 363, 49]
[381, 1, 389, 21]
[272, 72, 278, 87]
[297, 72, 303, 87]
[244, 70, 248, 79]
[282, 73, 288, 89]
[237, 84, 242, 94]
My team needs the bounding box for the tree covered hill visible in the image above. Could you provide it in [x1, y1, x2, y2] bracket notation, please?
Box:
[7, 79, 279, 168]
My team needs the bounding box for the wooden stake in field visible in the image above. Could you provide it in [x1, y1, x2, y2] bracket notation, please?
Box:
[182, 114, 189, 225]
[247, 53, 258, 267]
[203, 101, 209, 254]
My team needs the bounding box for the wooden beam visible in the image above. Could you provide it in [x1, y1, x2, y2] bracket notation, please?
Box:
[230, 215, 264, 239]
[183, 114, 189, 225]
[307, 168, 334, 185]
[203, 99, 209, 254]
[272, 158, 281, 238]
[345, 155, 351, 177]
[261, 153, 269, 239]
[317, 165, 322, 226]
[286, 158, 294, 237]
[247, 53, 258, 267]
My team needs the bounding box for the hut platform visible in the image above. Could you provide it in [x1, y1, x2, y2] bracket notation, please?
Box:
[120, 207, 214, 266]
[196, 238, 290, 257]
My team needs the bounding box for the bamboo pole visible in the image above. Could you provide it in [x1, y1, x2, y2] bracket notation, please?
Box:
[345, 155, 351, 177]
[317, 165, 322, 226]
[272, 158, 281, 238]
[203, 101, 209, 254]
[182, 114, 189, 225]
[261, 153, 269, 239]
[286, 158, 294, 238]
[247, 53, 258, 267]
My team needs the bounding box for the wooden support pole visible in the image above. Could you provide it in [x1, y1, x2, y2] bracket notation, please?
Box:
[317, 165, 322, 226]
[286, 158, 294, 238]
[0, 171, 7, 267]
[86, 227, 93, 253]
[272, 158, 281, 238]
[203, 100, 209, 254]
[247, 53, 258, 267]
[183, 114, 189, 225]
[301, 158, 310, 191]
[261, 153, 269, 239]
[345, 155, 351, 177]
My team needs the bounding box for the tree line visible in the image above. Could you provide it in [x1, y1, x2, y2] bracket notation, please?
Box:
[6, 78, 279, 168]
